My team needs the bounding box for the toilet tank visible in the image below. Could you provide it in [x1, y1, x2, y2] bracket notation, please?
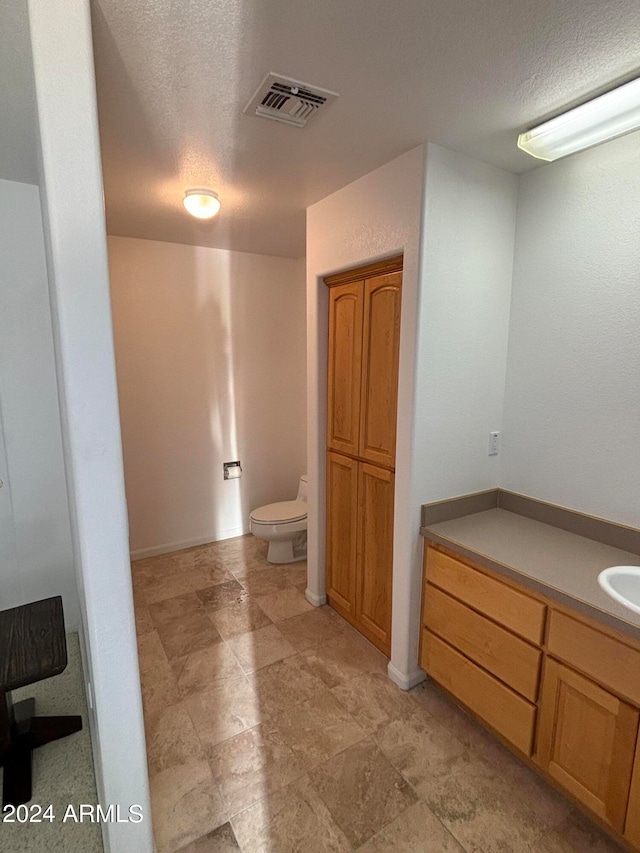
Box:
[297, 475, 308, 502]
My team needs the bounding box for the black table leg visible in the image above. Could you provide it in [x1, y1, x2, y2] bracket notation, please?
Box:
[1, 696, 82, 807]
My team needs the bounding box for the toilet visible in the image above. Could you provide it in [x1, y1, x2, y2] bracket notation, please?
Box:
[249, 475, 308, 564]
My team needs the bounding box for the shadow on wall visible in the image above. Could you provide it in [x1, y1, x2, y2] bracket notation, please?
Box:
[111, 244, 237, 549]
[109, 240, 306, 556]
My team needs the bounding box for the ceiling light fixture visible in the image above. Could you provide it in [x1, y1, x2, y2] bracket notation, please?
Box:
[183, 189, 221, 219]
[518, 76, 640, 162]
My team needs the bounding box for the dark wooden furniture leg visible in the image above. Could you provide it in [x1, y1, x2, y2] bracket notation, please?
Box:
[1, 694, 82, 806]
[0, 597, 83, 807]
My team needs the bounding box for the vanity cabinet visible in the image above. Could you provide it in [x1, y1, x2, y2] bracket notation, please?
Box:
[537, 658, 638, 832]
[325, 258, 402, 657]
[420, 541, 640, 850]
[421, 546, 544, 756]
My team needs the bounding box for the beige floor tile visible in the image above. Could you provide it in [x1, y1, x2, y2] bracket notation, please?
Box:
[557, 810, 627, 852]
[226, 624, 296, 673]
[170, 545, 232, 572]
[157, 613, 222, 660]
[133, 555, 177, 583]
[281, 562, 308, 588]
[135, 605, 156, 636]
[373, 711, 468, 802]
[136, 572, 202, 606]
[176, 822, 240, 852]
[150, 758, 227, 853]
[146, 701, 205, 775]
[357, 800, 465, 852]
[273, 690, 366, 770]
[149, 592, 207, 629]
[237, 566, 293, 596]
[209, 598, 273, 640]
[300, 631, 387, 688]
[196, 579, 248, 612]
[332, 671, 419, 734]
[188, 564, 237, 590]
[256, 587, 314, 622]
[504, 749, 572, 830]
[410, 679, 503, 760]
[231, 775, 351, 853]
[208, 723, 305, 816]
[410, 682, 572, 835]
[210, 534, 263, 560]
[309, 738, 417, 848]
[141, 659, 181, 718]
[421, 745, 561, 853]
[172, 642, 246, 699]
[137, 629, 170, 672]
[186, 675, 263, 751]
[277, 606, 345, 651]
[249, 654, 327, 719]
[225, 553, 271, 579]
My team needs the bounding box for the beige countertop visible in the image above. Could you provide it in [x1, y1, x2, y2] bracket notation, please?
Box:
[422, 507, 640, 641]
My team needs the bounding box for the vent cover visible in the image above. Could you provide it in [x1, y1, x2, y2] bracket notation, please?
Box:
[244, 73, 339, 128]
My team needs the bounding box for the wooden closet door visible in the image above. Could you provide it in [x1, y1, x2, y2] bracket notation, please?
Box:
[356, 462, 394, 656]
[537, 658, 638, 831]
[326, 452, 358, 617]
[327, 282, 363, 457]
[359, 272, 402, 469]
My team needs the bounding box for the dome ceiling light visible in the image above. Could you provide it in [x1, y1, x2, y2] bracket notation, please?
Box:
[183, 189, 221, 219]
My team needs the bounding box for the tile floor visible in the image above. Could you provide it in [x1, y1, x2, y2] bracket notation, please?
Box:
[133, 535, 624, 853]
[0, 634, 103, 853]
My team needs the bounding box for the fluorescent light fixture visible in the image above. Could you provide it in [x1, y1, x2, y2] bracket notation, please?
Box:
[183, 189, 221, 219]
[518, 76, 640, 161]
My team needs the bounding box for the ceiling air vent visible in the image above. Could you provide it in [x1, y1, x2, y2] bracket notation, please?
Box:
[244, 73, 339, 129]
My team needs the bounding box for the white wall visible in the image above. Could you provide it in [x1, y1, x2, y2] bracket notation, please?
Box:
[402, 144, 517, 679]
[415, 144, 517, 500]
[28, 2, 152, 851]
[501, 131, 640, 528]
[0, 178, 78, 626]
[306, 143, 518, 688]
[108, 236, 307, 557]
[306, 145, 426, 687]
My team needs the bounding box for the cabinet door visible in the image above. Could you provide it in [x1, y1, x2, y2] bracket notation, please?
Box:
[356, 462, 394, 656]
[625, 728, 640, 846]
[359, 272, 402, 469]
[327, 282, 363, 456]
[326, 452, 358, 617]
[537, 658, 638, 831]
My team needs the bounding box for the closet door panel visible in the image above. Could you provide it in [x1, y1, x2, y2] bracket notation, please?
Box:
[327, 282, 364, 457]
[356, 462, 394, 656]
[326, 452, 358, 617]
[359, 272, 402, 469]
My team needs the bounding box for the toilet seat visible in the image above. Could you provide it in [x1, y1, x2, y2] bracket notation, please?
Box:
[250, 500, 307, 525]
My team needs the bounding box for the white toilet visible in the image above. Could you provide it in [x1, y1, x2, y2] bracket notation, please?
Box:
[249, 475, 308, 564]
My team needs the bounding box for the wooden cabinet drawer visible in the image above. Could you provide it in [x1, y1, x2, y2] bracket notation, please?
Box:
[421, 630, 537, 756]
[424, 584, 542, 701]
[548, 610, 640, 706]
[425, 546, 546, 645]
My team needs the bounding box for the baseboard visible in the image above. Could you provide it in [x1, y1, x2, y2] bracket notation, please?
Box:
[305, 588, 327, 607]
[131, 527, 248, 561]
[387, 662, 426, 691]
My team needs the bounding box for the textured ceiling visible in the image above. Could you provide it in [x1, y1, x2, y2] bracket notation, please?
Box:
[92, 0, 640, 258]
[0, 0, 40, 185]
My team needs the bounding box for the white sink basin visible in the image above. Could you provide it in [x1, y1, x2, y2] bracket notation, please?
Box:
[598, 566, 640, 616]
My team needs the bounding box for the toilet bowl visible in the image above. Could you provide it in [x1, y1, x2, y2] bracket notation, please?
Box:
[249, 475, 308, 564]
